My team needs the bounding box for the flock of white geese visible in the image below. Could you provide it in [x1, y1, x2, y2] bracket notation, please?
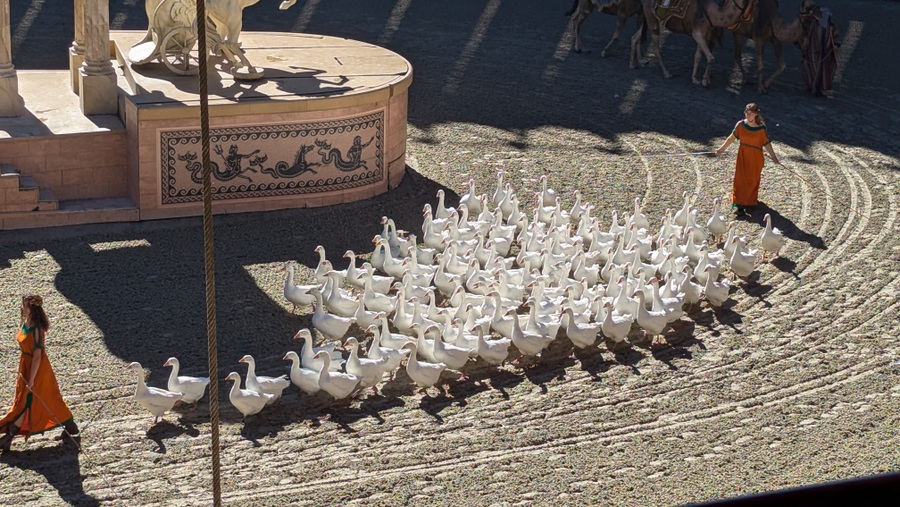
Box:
[127, 173, 788, 423]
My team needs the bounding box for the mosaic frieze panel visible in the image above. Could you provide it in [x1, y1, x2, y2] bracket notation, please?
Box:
[159, 111, 384, 204]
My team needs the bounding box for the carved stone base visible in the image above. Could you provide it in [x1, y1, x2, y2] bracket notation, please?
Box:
[230, 65, 264, 81]
[69, 50, 85, 95]
[0, 73, 22, 117]
[78, 71, 117, 115]
[112, 30, 411, 222]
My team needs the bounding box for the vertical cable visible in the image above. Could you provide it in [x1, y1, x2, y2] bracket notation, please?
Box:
[193, 1, 222, 506]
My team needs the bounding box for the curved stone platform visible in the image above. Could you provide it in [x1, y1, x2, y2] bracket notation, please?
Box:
[113, 30, 412, 221]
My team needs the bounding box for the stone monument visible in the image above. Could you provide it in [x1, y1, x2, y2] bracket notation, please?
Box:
[0, 0, 411, 230]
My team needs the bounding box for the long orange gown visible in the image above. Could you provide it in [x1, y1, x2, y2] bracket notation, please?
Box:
[731, 120, 771, 207]
[0, 324, 74, 437]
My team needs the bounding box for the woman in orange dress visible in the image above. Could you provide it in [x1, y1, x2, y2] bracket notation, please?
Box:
[715, 103, 781, 215]
[0, 295, 79, 451]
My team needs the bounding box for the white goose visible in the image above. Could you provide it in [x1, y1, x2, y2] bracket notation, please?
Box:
[293, 328, 344, 372]
[313, 245, 339, 286]
[315, 352, 360, 400]
[126, 362, 184, 424]
[476, 327, 512, 366]
[630, 197, 650, 232]
[450, 316, 481, 356]
[363, 276, 396, 313]
[435, 189, 456, 221]
[600, 301, 632, 351]
[283, 262, 317, 312]
[311, 288, 354, 341]
[634, 292, 669, 345]
[728, 236, 758, 280]
[379, 236, 408, 280]
[649, 277, 685, 323]
[706, 198, 728, 243]
[163, 357, 209, 405]
[702, 265, 731, 308]
[432, 330, 473, 379]
[344, 337, 390, 393]
[560, 307, 601, 349]
[402, 342, 447, 395]
[370, 235, 387, 272]
[760, 213, 787, 261]
[404, 234, 437, 266]
[538, 174, 558, 207]
[238, 355, 290, 404]
[360, 263, 394, 295]
[508, 308, 555, 362]
[366, 324, 411, 379]
[381, 216, 409, 259]
[458, 178, 483, 216]
[377, 313, 415, 350]
[282, 351, 320, 395]
[225, 371, 272, 420]
[353, 296, 383, 330]
[323, 271, 359, 318]
[673, 192, 691, 228]
[491, 171, 506, 206]
[410, 322, 439, 363]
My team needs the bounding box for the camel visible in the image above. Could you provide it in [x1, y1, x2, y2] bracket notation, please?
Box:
[566, 0, 646, 57]
[729, 0, 818, 93]
[630, 0, 751, 87]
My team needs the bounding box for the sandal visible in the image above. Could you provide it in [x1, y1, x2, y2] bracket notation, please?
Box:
[0, 424, 19, 452]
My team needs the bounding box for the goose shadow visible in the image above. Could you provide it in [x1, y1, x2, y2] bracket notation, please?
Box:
[324, 392, 405, 431]
[690, 304, 744, 334]
[664, 319, 707, 351]
[145, 419, 201, 454]
[465, 366, 523, 400]
[750, 202, 827, 251]
[650, 342, 696, 371]
[738, 273, 775, 306]
[517, 340, 576, 394]
[417, 385, 468, 424]
[768, 256, 801, 281]
[571, 345, 612, 381]
[609, 345, 646, 373]
[0, 443, 99, 506]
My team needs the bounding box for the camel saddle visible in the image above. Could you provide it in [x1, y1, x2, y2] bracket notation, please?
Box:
[728, 0, 760, 30]
[653, 0, 691, 25]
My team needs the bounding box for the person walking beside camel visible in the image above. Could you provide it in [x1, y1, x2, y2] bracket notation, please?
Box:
[715, 103, 781, 216]
[0, 295, 80, 451]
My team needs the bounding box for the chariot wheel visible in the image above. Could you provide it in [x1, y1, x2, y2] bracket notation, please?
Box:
[161, 26, 199, 76]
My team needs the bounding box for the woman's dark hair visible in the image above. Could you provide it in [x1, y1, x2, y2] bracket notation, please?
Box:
[22, 295, 50, 331]
[745, 103, 766, 126]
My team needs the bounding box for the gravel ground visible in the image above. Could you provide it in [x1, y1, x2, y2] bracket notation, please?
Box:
[1, 0, 899, 505]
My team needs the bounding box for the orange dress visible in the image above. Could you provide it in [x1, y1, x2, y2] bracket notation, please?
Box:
[731, 120, 771, 207]
[0, 324, 74, 437]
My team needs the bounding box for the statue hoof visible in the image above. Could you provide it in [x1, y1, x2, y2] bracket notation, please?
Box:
[231, 65, 264, 81]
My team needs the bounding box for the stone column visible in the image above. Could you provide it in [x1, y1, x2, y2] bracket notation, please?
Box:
[79, 0, 117, 115]
[70, 0, 85, 94]
[0, 0, 22, 117]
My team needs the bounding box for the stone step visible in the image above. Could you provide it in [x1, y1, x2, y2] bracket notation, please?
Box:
[1, 197, 139, 230]
[18, 175, 38, 190]
[38, 187, 59, 211]
[0, 163, 19, 177]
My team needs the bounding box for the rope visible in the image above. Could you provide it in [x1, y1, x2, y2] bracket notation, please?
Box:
[638, 151, 716, 158]
[194, 2, 224, 506]
[763, 154, 873, 221]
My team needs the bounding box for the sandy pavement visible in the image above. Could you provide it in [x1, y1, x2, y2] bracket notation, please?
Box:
[0, 0, 898, 505]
